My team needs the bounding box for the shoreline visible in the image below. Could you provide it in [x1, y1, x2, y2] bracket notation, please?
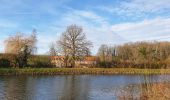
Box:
[0, 68, 170, 76]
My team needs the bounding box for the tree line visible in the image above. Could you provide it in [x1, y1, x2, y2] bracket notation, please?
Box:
[97, 42, 170, 68]
[0, 24, 170, 69]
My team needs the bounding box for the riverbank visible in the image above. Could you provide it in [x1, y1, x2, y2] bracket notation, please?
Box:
[0, 68, 170, 75]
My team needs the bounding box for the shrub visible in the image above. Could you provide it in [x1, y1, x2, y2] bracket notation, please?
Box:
[0, 58, 11, 68]
[28, 55, 52, 68]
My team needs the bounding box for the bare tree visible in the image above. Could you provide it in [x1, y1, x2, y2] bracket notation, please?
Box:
[4, 30, 37, 68]
[97, 44, 116, 67]
[49, 42, 57, 56]
[58, 25, 92, 67]
[97, 44, 108, 63]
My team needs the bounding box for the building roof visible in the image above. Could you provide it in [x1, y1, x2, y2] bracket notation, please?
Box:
[84, 56, 98, 61]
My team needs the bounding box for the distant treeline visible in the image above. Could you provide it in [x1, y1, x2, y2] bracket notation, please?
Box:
[1, 41, 170, 69]
[97, 41, 170, 69]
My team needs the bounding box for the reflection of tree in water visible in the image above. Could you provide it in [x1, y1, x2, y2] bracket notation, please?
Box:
[59, 75, 91, 100]
[115, 84, 141, 100]
[3, 76, 28, 100]
[116, 75, 170, 100]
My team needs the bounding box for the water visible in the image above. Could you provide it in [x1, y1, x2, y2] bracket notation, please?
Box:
[0, 75, 170, 100]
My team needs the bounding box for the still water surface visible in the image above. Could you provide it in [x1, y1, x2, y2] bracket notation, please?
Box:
[0, 75, 170, 100]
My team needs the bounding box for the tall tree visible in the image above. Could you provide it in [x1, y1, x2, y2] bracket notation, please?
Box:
[4, 30, 37, 67]
[97, 44, 108, 62]
[97, 44, 116, 67]
[49, 42, 57, 56]
[58, 25, 92, 67]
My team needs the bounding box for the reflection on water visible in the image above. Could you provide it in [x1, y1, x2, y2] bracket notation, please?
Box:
[116, 75, 170, 100]
[0, 75, 170, 100]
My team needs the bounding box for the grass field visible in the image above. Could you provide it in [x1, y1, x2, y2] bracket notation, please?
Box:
[0, 68, 170, 75]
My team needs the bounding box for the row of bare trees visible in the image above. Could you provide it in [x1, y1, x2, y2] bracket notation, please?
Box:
[97, 42, 170, 68]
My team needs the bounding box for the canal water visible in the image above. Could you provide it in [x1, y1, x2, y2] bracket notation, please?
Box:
[0, 75, 170, 100]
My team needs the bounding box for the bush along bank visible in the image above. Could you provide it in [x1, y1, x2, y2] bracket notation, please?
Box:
[0, 68, 170, 75]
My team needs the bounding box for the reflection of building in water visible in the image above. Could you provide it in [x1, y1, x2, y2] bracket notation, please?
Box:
[51, 56, 98, 68]
[117, 83, 170, 100]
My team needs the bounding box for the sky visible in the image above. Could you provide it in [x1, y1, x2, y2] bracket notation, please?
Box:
[0, 0, 170, 54]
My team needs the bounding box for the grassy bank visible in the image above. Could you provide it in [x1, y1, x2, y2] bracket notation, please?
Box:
[0, 68, 170, 75]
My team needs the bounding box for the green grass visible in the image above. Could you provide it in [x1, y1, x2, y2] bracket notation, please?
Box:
[0, 68, 170, 75]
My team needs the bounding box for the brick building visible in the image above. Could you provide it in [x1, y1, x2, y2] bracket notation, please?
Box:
[51, 56, 98, 68]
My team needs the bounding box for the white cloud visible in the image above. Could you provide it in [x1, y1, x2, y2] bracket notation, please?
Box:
[120, 0, 170, 12]
[111, 17, 170, 41]
[98, 0, 170, 17]
[72, 10, 105, 22]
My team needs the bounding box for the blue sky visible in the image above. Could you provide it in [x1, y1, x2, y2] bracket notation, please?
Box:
[0, 0, 170, 54]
